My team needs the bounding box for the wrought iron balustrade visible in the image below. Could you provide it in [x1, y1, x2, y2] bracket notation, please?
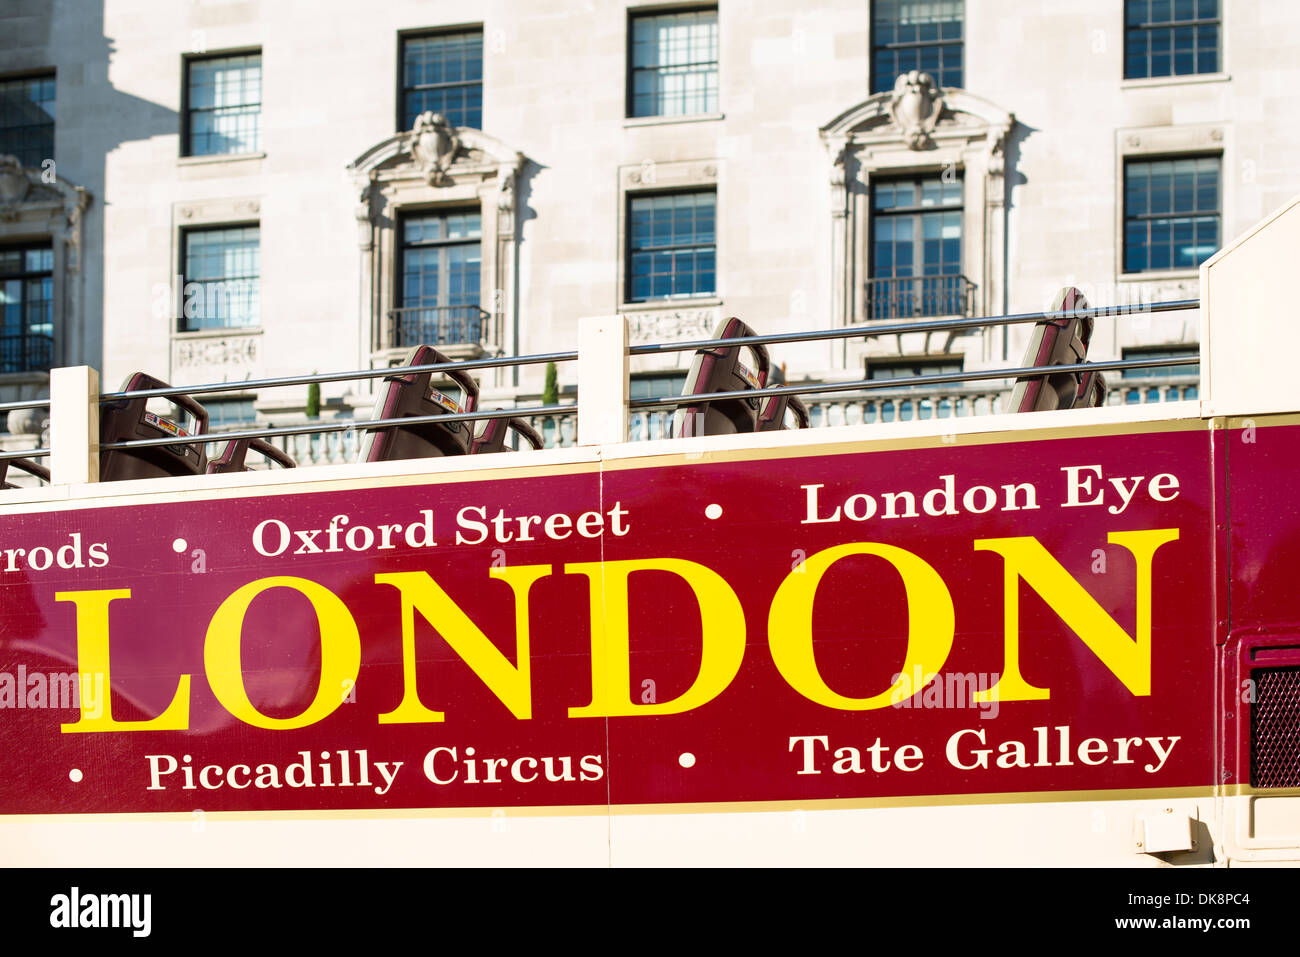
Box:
[0, 333, 53, 374]
[387, 304, 489, 348]
[865, 274, 976, 320]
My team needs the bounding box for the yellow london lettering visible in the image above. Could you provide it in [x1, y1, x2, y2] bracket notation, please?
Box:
[375, 565, 549, 723]
[565, 558, 745, 718]
[56, 531, 1178, 732]
[204, 577, 361, 730]
[57, 588, 191, 733]
[768, 543, 955, 710]
[972, 529, 1180, 702]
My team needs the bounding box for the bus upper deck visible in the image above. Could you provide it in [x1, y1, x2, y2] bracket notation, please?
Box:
[0, 194, 1296, 867]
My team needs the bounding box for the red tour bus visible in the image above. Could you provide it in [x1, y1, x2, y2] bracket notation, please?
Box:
[0, 196, 1298, 868]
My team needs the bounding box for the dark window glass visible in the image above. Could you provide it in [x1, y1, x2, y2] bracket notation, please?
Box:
[0, 74, 55, 168]
[867, 357, 963, 388]
[630, 373, 687, 400]
[627, 191, 716, 302]
[185, 54, 261, 156]
[204, 397, 257, 428]
[872, 0, 963, 94]
[401, 31, 483, 131]
[1121, 346, 1200, 379]
[395, 210, 483, 346]
[869, 174, 967, 317]
[181, 226, 260, 331]
[630, 9, 718, 117]
[0, 243, 54, 373]
[1123, 156, 1219, 272]
[1125, 0, 1219, 78]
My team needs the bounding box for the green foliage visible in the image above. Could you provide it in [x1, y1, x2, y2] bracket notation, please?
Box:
[542, 362, 559, 405]
[306, 379, 321, 418]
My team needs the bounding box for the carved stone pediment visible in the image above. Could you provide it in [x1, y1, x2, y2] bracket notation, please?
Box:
[820, 84, 1013, 156]
[887, 71, 945, 150]
[0, 156, 92, 372]
[0, 156, 29, 208]
[818, 84, 1017, 346]
[0, 155, 79, 222]
[349, 118, 525, 191]
[408, 112, 461, 186]
[347, 124, 532, 374]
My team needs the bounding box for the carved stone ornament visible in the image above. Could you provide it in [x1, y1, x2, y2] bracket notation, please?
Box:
[988, 131, 1007, 179]
[175, 335, 259, 370]
[0, 155, 31, 219]
[623, 309, 717, 345]
[496, 164, 516, 210]
[408, 112, 461, 187]
[888, 71, 946, 150]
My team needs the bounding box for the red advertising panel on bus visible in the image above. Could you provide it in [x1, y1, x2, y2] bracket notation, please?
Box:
[0, 423, 1215, 814]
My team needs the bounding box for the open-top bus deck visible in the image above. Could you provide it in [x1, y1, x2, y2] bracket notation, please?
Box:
[0, 195, 1298, 869]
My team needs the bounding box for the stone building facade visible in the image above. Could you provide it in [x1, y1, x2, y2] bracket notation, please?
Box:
[1, 0, 1297, 442]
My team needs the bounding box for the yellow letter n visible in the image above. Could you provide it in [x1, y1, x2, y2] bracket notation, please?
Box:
[973, 529, 1180, 703]
[376, 566, 549, 723]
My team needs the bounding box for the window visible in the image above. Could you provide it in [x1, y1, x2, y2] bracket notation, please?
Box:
[867, 356, 963, 387]
[872, 0, 962, 94]
[1120, 346, 1199, 402]
[0, 243, 54, 373]
[626, 190, 716, 302]
[400, 30, 483, 131]
[629, 8, 718, 118]
[631, 372, 687, 400]
[868, 175, 969, 318]
[863, 356, 966, 421]
[184, 53, 261, 156]
[1125, 0, 1219, 79]
[180, 226, 260, 331]
[204, 397, 257, 428]
[396, 210, 484, 346]
[1121, 345, 1200, 379]
[0, 74, 55, 168]
[1123, 156, 1219, 272]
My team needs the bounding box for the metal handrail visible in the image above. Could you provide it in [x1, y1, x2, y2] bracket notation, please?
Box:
[98, 350, 580, 402]
[0, 397, 51, 412]
[96, 356, 1196, 454]
[629, 356, 1198, 411]
[99, 404, 577, 453]
[91, 299, 1195, 401]
[627, 300, 1197, 355]
[0, 447, 50, 462]
[0, 298, 1201, 463]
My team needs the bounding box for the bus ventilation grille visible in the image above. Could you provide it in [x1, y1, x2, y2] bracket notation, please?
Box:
[1251, 666, 1300, 788]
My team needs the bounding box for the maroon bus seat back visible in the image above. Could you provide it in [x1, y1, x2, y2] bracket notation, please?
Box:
[757, 393, 810, 431]
[471, 414, 544, 454]
[207, 438, 297, 474]
[0, 457, 51, 490]
[1075, 369, 1108, 408]
[671, 317, 772, 437]
[360, 345, 480, 463]
[1009, 287, 1095, 413]
[99, 373, 209, 482]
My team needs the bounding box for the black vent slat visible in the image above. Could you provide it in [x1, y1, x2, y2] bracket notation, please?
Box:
[1251, 666, 1300, 788]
